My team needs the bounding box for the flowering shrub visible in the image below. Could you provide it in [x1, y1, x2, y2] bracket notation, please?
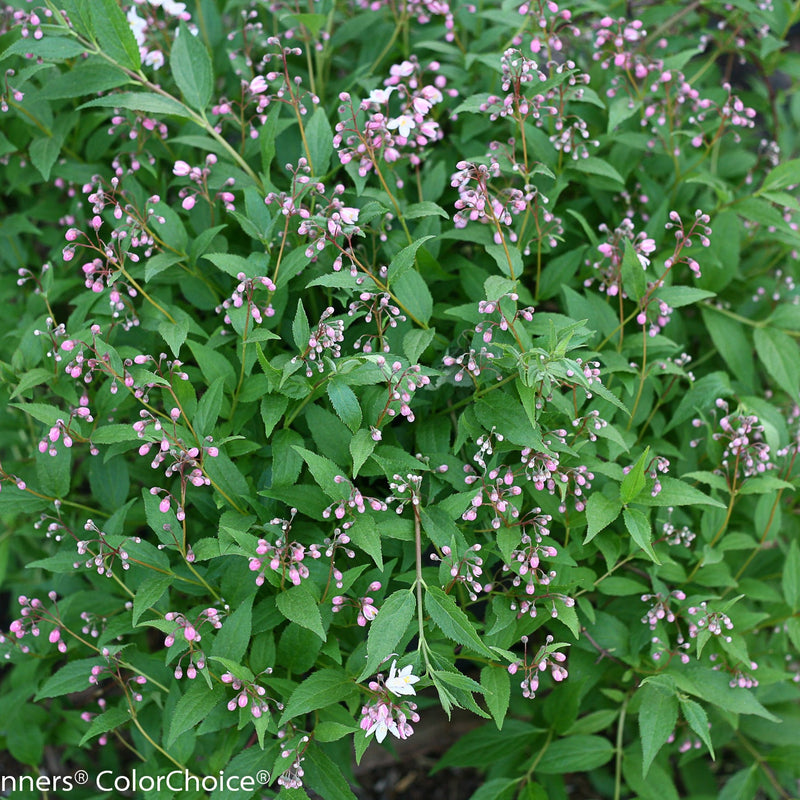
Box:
[1, 0, 800, 798]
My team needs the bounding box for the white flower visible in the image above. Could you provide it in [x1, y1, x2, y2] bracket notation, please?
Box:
[366, 705, 398, 742]
[339, 207, 360, 225]
[387, 114, 416, 139]
[367, 87, 394, 105]
[127, 7, 147, 46]
[384, 660, 420, 696]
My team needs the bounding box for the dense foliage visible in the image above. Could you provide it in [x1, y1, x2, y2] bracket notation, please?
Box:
[1, 0, 800, 798]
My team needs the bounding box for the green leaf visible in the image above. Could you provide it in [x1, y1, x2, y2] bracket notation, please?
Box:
[293, 446, 348, 498]
[348, 515, 383, 569]
[261, 394, 289, 437]
[36, 658, 103, 700]
[80, 92, 192, 119]
[132, 575, 172, 626]
[534, 735, 615, 774]
[305, 107, 333, 176]
[672, 667, 780, 721]
[621, 240, 647, 301]
[393, 270, 433, 324]
[211, 595, 253, 663]
[403, 327, 436, 365]
[638, 685, 678, 776]
[79, 706, 130, 746]
[481, 666, 511, 730]
[292, 299, 311, 352]
[327, 379, 362, 432]
[89, 0, 141, 71]
[783, 540, 800, 611]
[194, 376, 226, 438]
[568, 157, 625, 188]
[170, 20, 213, 111]
[203, 252, 258, 279]
[761, 157, 800, 193]
[276, 584, 325, 640]
[679, 698, 715, 759]
[36, 444, 71, 498]
[657, 286, 716, 308]
[635, 475, 726, 509]
[350, 428, 376, 478]
[754, 326, 800, 397]
[584, 493, 622, 543]
[620, 448, 649, 505]
[303, 743, 358, 800]
[700, 308, 755, 391]
[159, 317, 189, 358]
[30, 135, 64, 181]
[623, 508, 660, 564]
[358, 589, 416, 680]
[387, 236, 436, 281]
[425, 586, 495, 659]
[1, 36, 87, 61]
[279, 670, 357, 725]
[167, 682, 226, 746]
[404, 201, 449, 220]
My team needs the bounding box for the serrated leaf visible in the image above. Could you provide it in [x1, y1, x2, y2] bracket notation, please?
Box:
[167, 682, 225, 746]
[90, 0, 141, 71]
[350, 428, 376, 478]
[80, 92, 192, 118]
[327, 379, 362, 432]
[292, 299, 311, 352]
[754, 327, 800, 397]
[623, 507, 660, 563]
[679, 698, 715, 759]
[132, 575, 172, 626]
[348, 515, 383, 569]
[159, 317, 189, 358]
[534, 735, 614, 774]
[403, 328, 436, 365]
[481, 666, 510, 730]
[279, 670, 356, 725]
[783, 540, 800, 610]
[36, 658, 103, 700]
[425, 586, 494, 658]
[387, 235, 436, 281]
[211, 595, 253, 663]
[621, 239, 647, 301]
[79, 706, 130, 746]
[584, 493, 621, 543]
[620, 448, 650, 505]
[170, 20, 213, 110]
[638, 685, 678, 776]
[276, 584, 325, 639]
[358, 590, 415, 680]
[303, 743, 358, 800]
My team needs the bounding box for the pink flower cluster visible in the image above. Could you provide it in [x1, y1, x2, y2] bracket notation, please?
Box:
[332, 581, 382, 626]
[216, 273, 276, 328]
[221, 669, 275, 718]
[508, 635, 568, 699]
[335, 57, 450, 176]
[173, 154, 236, 211]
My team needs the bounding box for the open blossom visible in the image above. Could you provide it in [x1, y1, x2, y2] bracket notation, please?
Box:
[384, 660, 420, 696]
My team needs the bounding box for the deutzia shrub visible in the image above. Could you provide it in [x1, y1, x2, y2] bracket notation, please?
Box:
[0, 0, 799, 798]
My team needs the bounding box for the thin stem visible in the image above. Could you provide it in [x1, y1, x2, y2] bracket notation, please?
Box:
[613, 695, 630, 800]
[413, 500, 431, 672]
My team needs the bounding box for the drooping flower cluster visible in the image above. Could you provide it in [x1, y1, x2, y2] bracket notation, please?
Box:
[360, 660, 421, 743]
[291, 307, 345, 377]
[216, 273, 277, 329]
[332, 581, 382, 626]
[249, 510, 322, 587]
[75, 519, 141, 578]
[172, 154, 236, 212]
[348, 292, 406, 353]
[5, 592, 67, 655]
[335, 57, 449, 176]
[221, 669, 277, 718]
[508, 635, 568, 699]
[691, 399, 774, 485]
